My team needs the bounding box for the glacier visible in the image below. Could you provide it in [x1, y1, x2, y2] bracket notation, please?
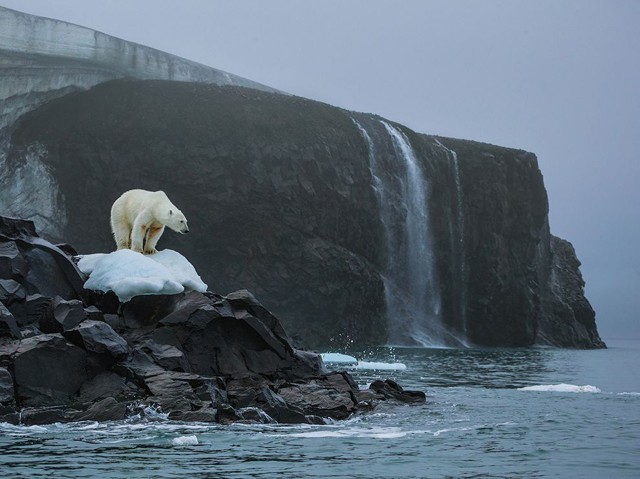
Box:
[0, 5, 281, 132]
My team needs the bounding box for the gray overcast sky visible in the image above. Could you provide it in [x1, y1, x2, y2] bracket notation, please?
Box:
[2, 0, 638, 339]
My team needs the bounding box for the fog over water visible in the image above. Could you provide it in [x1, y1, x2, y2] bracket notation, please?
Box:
[1, 0, 638, 339]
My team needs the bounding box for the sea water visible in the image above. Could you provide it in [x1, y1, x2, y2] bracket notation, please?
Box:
[1, 339, 638, 478]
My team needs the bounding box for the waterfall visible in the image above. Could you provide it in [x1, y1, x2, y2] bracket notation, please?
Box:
[434, 139, 467, 338]
[354, 118, 446, 346]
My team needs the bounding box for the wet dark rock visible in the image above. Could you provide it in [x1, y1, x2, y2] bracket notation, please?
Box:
[0, 367, 14, 403]
[369, 379, 427, 404]
[0, 339, 20, 367]
[40, 297, 88, 333]
[64, 320, 128, 358]
[13, 334, 88, 406]
[0, 239, 28, 278]
[278, 373, 359, 420]
[216, 403, 242, 424]
[0, 303, 21, 339]
[71, 397, 127, 422]
[20, 406, 75, 426]
[18, 325, 43, 338]
[168, 407, 217, 422]
[234, 406, 279, 424]
[0, 279, 26, 304]
[256, 386, 308, 424]
[10, 294, 52, 327]
[77, 371, 139, 404]
[144, 371, 202, 412]
[142, 340, 188, 371]
[0, 405, 19, 425]
[123, 294, 184, 328]
[197, 377, 228, 407]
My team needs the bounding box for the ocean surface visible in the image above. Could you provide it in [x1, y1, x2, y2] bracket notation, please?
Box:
[1, 338, 638, 478]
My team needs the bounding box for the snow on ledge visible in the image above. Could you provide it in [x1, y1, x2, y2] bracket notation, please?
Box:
[77, 249, 208, 303]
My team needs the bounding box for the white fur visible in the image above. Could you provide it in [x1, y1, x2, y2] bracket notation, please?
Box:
[110, 189, 189, 254]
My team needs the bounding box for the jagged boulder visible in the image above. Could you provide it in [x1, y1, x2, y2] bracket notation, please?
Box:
[13, 334, 88, 406]
[0, 367, 14, 403]
[0, 303, 21, 338]
[536, 236, 607, 348]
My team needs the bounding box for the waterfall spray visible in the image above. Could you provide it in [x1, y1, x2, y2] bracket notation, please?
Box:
[354, 117, 446, 346]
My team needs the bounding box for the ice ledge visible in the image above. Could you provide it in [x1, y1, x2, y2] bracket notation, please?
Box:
[0, 5, 283, 102]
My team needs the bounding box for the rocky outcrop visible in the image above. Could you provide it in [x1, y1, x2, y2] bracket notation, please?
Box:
[0, 216, 423, 425]
[536, 236, 606, 348]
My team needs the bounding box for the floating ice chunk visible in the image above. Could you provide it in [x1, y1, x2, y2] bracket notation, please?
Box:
[319, 354, 407, 371]
[320, 353, 358, 365]
[171, 435, 198, 446]
[354, 361, 407, 371]
[79, 249, 207, 302]
[518, 384, 601, 393]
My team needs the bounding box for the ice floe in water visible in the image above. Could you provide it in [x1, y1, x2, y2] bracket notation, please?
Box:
[355, 361, 407, 371]
[78, 249, 207, 302]
[320, 353, 407, 371]
[171, 435, 199, 446]
[518, 384, 601, 393]
[320, 353, 358, 365]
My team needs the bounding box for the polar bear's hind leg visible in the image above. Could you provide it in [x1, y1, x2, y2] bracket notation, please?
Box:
[111, 217, 132, 250]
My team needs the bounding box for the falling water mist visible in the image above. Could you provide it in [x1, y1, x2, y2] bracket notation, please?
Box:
[435, 138, 467, 338]
[354, 118, 449, 346]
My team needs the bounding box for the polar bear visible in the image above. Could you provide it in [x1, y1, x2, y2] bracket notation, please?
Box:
[110, 189, 189, 255]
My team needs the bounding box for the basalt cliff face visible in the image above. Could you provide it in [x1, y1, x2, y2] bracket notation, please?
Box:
[0, 8, 604, 349]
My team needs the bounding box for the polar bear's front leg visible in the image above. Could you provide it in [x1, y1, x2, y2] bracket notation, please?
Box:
[144, 225, 164, 255]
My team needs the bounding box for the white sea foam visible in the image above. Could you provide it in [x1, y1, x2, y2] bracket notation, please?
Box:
[171, 435, 199, 446]
[518, 384, 601, 393]
[288, 427, 407, 439]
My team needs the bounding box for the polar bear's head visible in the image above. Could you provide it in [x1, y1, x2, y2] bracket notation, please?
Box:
[165, 208, 189, 234]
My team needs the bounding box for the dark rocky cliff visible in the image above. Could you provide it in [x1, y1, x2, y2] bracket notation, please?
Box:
[4, 79, 604, 349]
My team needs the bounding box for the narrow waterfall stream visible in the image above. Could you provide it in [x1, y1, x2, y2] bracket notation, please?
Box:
[434, 138, 467, 338]
[354, 118, 446, 346]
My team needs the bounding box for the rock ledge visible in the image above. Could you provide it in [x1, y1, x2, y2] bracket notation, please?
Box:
[0, 216, 424, 425]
